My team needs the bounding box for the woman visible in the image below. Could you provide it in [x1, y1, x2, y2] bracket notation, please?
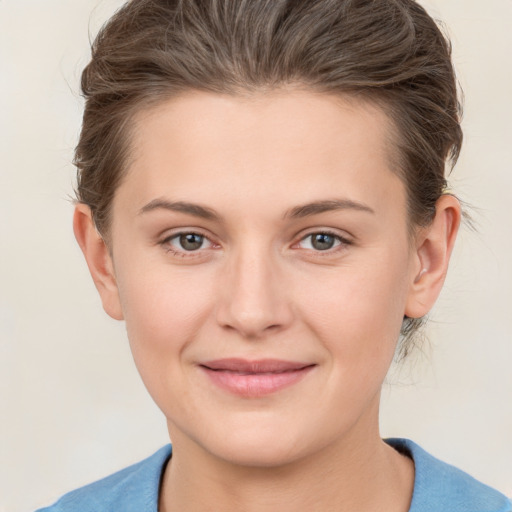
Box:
[36, 0, 511, 510]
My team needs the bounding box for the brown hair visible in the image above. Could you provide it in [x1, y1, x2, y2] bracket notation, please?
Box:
[75, 0, 463, 356]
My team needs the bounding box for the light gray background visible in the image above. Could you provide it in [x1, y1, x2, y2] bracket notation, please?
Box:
[1, 1, 511, 510]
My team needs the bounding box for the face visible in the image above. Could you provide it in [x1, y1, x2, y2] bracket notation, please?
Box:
[105, 90, 419, 467]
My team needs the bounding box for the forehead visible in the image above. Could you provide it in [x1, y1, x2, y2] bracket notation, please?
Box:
[116, 89, 405, 222]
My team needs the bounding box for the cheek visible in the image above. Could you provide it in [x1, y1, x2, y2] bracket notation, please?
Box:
[114, 262, 221, 420]
[114, 260, 215, 373]
[295, 251, 410, 371]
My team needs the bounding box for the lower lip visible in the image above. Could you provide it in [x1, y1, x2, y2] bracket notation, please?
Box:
[200, 366, 315, 398]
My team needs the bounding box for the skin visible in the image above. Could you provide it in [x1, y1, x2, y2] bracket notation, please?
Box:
[74, 90, 460, 511]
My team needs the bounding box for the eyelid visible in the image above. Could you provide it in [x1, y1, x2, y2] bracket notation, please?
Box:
[157, 227, 353, 258]
[159, 229, 219, 256]
[293, 229, 353, 253]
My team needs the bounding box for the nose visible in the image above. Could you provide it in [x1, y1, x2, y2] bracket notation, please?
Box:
[215, 245, 294, 339]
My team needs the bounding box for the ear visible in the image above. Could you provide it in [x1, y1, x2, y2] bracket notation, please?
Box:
[405, 195, 461, 319]
[73, 204, 124, 320]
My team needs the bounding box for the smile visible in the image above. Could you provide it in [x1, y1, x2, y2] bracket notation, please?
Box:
[199, 358, 316, 398]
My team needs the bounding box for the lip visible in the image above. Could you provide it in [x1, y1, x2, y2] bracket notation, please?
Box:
[199, 358, 316, 398]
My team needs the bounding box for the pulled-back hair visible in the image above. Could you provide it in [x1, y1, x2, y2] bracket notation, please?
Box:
[75, 0, 463, 356]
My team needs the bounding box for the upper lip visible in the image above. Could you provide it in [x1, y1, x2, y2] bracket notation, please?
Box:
[200, 358, 314, 373]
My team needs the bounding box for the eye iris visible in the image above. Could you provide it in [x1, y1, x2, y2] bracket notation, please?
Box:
[179, 233, 203, 251]
[312, 233, 335, 251]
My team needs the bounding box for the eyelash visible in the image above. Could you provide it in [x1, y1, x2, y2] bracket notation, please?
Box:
[159, 230, 352, 258]
[161, 231, 215, 258]
[294, 231, 352, 256]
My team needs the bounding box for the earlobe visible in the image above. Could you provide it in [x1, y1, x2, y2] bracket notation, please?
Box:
[405, 195, 461, 319]
[73, 204, 124, 321]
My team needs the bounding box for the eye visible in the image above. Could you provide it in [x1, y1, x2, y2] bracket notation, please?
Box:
[297, 232, 350, 252]
[163, 232, 214, 254]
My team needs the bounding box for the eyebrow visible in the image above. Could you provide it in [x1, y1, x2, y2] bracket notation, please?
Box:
[139, 199, 220, 220]
[138, 198, 375, 221]
[284, 199, 375, 219]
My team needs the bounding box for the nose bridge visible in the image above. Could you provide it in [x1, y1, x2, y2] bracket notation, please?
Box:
[216, 239, 292, 338]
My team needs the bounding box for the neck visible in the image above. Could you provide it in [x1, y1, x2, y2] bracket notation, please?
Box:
[159, 413, 414, 512]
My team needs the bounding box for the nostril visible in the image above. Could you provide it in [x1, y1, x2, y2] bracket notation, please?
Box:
[214, 263, 294, 337]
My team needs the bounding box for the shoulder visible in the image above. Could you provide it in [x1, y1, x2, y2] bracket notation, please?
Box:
[386, 438, 511, 512]
[34, 445, 172, 512]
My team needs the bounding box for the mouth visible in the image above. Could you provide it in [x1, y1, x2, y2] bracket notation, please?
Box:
[199, 358, 316, 398]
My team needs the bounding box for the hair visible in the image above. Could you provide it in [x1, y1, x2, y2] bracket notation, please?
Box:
[75, 0, 463, 357]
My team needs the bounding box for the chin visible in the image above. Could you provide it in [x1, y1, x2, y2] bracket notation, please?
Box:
[189, 413, 334, 470]
[209, 436, 305, 469]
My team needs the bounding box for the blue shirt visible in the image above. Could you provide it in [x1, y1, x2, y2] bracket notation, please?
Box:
[36, 439, 511, 511]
